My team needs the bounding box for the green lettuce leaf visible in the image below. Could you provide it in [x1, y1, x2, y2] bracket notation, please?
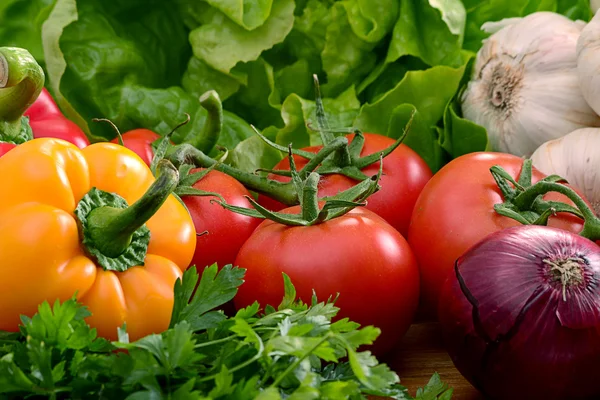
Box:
[556, 0, 594, 20]
[119, 86, 254, 151]
[386, 105, 448, 173]
[274, 58, 313, 102]
[203, 0, 273, 30]
[228, 129, 283, 173]
[0, 0, 55, 70]
[342, 0, 399, 43]
[43, 0, 191, 139]
[271, 0, 331, 73]
[354, 64, 470, 172]
[275, 86, 362, 149]
[354, 64, 467, 134]
[321, 3, 378, 98]
[41, 0, 255, 149]
[41, 0, 93, 139]
[439, 98, 489, 158]
[357, 0, 467, 103]
[386, 0, 466, 67]
[181, 57, 243, 102]
[223, 58, 283, 129]
[188, 0, 295, 74]
[319, 0, 401, 99]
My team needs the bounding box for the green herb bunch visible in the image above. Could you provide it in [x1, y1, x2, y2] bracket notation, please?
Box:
[0, 265, 451, 399]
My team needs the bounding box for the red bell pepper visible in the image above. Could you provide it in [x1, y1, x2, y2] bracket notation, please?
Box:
[0, 47, 89, 156]
[24, 88, 90, 149]
[0, 143, 16, 157]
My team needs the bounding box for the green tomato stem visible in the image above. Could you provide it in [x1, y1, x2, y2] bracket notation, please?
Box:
[168, 143, 299, 205]
[302, 172, 320, 221]
[0, 47, 44, 143]
[299, 136, 348, 179]
[86, 159, 179, 259]
[513, 181, 600, 241]
[188, 90, 222, 153]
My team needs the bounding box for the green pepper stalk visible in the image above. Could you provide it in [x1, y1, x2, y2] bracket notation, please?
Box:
[491, 159, 600, 241]
[0, 47, 44, 144]
[75, 159, 180, 271]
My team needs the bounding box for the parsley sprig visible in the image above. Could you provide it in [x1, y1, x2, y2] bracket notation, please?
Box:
[0, 265, 453, 399]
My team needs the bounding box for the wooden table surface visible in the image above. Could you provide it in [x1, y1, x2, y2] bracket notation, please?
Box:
[383, 322, 485, 400]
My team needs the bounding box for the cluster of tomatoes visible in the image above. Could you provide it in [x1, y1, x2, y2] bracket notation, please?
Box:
[178, 131, 582, 356]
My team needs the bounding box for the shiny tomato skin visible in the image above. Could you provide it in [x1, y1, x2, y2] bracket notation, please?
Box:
[233, 205, 421, 355]
[407, 152, 585, 319]
[182, 169, 261, 271]
[110, 129, 161, 166]
[257, 133, 433, 237]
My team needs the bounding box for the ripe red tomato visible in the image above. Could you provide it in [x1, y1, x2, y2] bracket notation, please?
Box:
[110, 129, 161, 166]
[257, 133, 433, 237]
[233, 205, 420, 355]
[181, 169, 261, 271]
[407, 152, 586, 319]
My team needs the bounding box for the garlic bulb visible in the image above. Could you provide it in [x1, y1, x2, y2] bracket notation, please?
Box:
[462, 12, 600, 158]
[577, 9, 600, 116]
[531, 127, 600, 214]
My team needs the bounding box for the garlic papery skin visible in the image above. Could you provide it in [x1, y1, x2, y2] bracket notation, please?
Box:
[462, 12, 600, 158]
[577, 9, 600, 117]
[530, 127, 600, 214]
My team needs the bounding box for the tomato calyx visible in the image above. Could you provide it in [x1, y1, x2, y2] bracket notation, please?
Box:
[491, 159, 600, 240]
[0, 47, 43, 145]
[161, 76, 414, 208]
[74, 159, 180, 271]
[211, 146, 383, 226]
[254, 75, 414, 182]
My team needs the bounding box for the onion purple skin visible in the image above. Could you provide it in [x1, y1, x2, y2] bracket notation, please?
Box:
[438, 225, 600, 400]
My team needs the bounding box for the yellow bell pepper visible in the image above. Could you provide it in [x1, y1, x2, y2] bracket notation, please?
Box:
[0, 138, 196, 340]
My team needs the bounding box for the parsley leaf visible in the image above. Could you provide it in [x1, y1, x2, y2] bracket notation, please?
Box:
[170, 264, 245, 331]
[0, 265, 451, 399]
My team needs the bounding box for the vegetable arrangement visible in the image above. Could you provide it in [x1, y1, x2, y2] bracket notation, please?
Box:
[4, 1, 600, 399]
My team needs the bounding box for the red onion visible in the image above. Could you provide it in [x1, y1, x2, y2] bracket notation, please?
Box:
[439, 225, 600, 400]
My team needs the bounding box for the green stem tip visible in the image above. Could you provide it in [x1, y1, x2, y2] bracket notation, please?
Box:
[189, 90, 223, 154]
[0, 47, 44, 143]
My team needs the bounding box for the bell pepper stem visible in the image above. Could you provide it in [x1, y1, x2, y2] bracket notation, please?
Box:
[188, 90, 223, 153]
[86, 159, 179, 258]
[0, 47, 44, 142]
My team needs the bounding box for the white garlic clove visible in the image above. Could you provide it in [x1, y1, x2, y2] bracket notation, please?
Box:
[462, 12, 600, 158]
[577, 10, 600, 117]
[531, 127, 600, 215]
